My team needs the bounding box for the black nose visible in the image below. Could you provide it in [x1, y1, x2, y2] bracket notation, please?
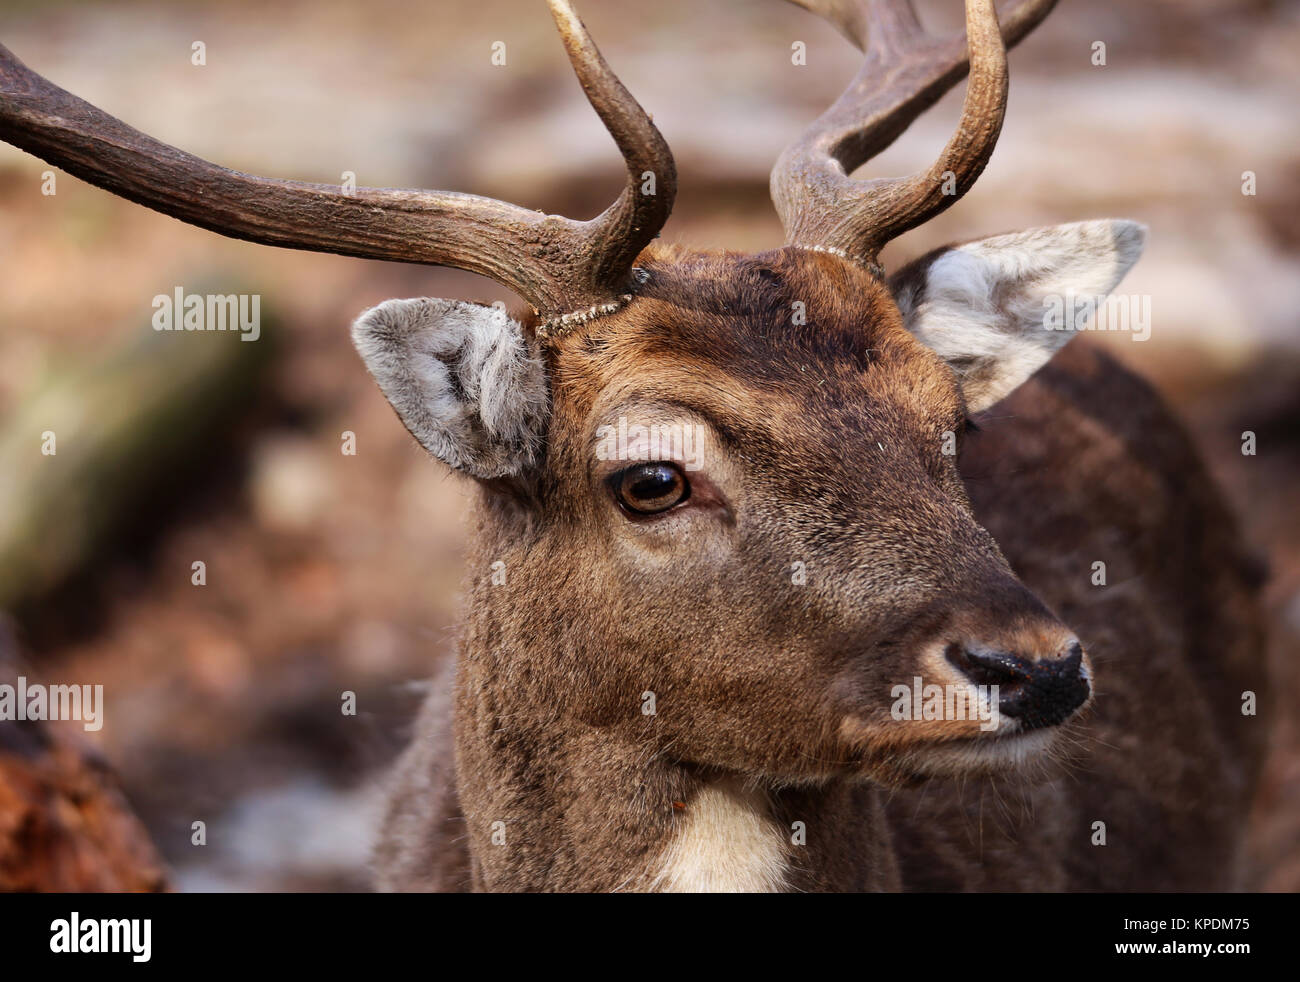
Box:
[947, 642, 1090, 729]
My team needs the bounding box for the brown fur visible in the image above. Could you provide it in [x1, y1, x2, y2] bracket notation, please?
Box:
[374, 243, 1266, 892]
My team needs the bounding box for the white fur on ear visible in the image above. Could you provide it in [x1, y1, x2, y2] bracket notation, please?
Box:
[351, 298, 549, 479]
[894, 219, 1146, 412]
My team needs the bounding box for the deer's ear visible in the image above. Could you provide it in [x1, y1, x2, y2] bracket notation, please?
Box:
[351, 298, 549, 480]
[891, 220, 1145, 413]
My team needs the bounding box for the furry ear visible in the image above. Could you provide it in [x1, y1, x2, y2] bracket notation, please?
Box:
[351, 298, 548, 480]
[891, 220, 1146, 413]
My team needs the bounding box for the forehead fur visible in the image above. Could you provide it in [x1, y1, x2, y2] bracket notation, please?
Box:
[544, 244, 964, 446]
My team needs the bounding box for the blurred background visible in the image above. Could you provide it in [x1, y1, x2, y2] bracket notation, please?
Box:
[0, 0, 1297, 891]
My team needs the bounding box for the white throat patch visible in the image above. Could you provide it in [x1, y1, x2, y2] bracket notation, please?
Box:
[650, 781, 789, 893]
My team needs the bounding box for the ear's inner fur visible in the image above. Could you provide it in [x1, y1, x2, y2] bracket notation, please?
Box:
[890, 219, 1147, 412]
[351, 298, 550, 481]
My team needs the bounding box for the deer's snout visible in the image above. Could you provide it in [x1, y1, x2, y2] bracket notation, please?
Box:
[947, 641, 1091, 730]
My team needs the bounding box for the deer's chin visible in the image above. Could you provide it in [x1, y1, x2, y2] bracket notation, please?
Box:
[849, 725, 1061, 787]
[899, 728, 1059, 779]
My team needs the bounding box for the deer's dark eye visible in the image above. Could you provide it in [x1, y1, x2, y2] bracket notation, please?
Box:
[612, 463, 690, 515]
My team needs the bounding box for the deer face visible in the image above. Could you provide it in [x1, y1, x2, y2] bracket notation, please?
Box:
[352, 219, 1142, 786]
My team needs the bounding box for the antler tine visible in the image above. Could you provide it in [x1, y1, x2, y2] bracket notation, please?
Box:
[0, 0, 674, 320]
[548, 0, 677, 299]
[772, 0, 1056, 271]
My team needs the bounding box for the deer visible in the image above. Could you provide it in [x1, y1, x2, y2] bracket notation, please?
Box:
[0, 0, 1268, 892]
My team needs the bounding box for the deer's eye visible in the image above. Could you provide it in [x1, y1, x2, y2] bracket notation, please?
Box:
[612, 463, 690, 515]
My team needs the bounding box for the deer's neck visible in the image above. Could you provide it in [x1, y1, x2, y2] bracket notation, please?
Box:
[452, 648, 898, 892]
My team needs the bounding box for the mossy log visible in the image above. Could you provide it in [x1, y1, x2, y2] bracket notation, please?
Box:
[0, 286, 273, 608]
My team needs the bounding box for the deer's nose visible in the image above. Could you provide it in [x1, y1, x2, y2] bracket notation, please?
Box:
[947, 641, 1091, 729]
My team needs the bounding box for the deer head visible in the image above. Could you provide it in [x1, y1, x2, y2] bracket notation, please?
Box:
[344, 0, 1138, 788]
[0, 0, 1140, 791]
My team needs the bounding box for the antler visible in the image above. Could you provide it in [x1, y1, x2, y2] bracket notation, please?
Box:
[0, 0, 675, 319]
[773, 0, 1056, 272]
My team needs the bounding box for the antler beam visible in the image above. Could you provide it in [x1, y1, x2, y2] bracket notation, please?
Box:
[773, 0, 1056, 270]
[0, 0, 675, 317]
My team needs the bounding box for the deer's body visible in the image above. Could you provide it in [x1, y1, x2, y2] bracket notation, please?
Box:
[2, 0, 1267, 894]
[372, 246, 1265, 893]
